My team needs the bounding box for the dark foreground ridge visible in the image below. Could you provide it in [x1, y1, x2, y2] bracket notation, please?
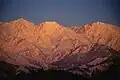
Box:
[0, 44, 120, 80]
[0, 59, 120, 80]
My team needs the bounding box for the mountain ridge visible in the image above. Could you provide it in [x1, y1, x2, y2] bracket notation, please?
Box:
[69, 22, 120, 51]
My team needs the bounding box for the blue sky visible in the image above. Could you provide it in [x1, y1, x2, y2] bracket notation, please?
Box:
[0, 0, 120, 26]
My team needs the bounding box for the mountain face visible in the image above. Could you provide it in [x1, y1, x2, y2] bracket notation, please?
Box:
[0, 19, 120, 79]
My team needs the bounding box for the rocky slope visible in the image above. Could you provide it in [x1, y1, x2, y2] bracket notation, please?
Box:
[0, 19, 120, 79]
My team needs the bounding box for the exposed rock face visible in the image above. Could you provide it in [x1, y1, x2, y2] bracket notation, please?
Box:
[0, 19, 120, 79]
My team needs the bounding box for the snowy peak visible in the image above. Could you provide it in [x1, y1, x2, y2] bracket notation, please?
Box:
[69, 22, 120, 51]
[10, 18, 34, 26]
[39, 21, 62, 35]
[39, 21, 61, 28]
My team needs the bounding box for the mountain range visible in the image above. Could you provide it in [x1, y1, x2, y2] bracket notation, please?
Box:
[0, 18, 120, 80]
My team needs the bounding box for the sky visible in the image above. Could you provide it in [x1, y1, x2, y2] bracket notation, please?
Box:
[0, 0, 120, 26]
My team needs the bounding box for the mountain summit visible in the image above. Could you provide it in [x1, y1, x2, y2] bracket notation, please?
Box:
[39, 21, 62, 34]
